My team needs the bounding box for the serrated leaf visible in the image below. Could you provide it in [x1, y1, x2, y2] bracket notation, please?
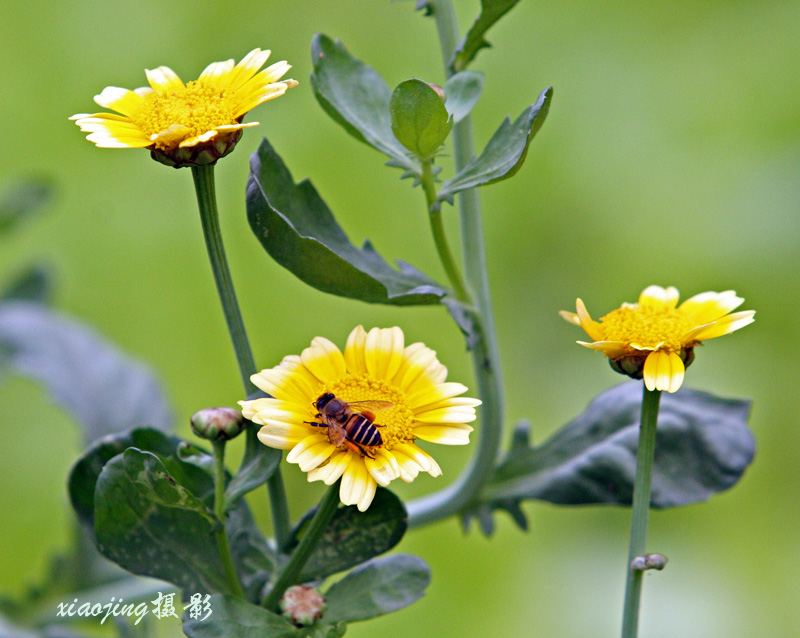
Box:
[1, 264, 52, 304]
[0, 302, 172, 443]
[390, 79, 452, 160]
[450, 0, 524, 72]
[310, 34, 416, 173]
[0, 177, 53, 234]
[437, 87, 552, 206]
[444, 71, 484, 124]
[324, 555, 430, 624]
[287, 488, 407, 583]
[464, 383, 755, 532]
[182, 594, 300, 638]
[247, 138, 447, 306]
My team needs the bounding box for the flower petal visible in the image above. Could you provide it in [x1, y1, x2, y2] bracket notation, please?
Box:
[256, 422, 310, 450]
[365, 327, 405, 381]
[343, 325, 368, 374]
[307, 450, 351, 485]
[689, 310, 755, 341]
[575, 299, 604, 341]
[413, 424, 473, 445]
[578, 340, 628, 358]
[643, 350, 684, 393]
[340, 461, 377, 511]
[639, 286, 680, 309]
[93, 87, 146, 117]
[300, 336, 346, 383]
[145, 65, 184, 92]
[679, 290, 745, 324]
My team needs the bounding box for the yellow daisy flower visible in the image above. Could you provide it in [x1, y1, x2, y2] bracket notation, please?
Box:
[240, 326, 480, 512]
[561, 286, 755, 393]
[70, 48, 297, 167]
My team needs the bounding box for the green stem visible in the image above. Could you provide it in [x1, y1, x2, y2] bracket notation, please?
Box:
[621, 386, 662, 638]
[420, 161, 469, 302]
[263, 482, 341, 611]
[407, 0, 505, 526]
[190, 164, 291, 552]
[212, 439, 246, 598]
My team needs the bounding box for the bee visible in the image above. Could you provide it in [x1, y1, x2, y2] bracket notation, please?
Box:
[308, 393, 394, 457]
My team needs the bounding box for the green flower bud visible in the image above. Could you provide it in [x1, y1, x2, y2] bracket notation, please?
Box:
[190, 407, 245, 441]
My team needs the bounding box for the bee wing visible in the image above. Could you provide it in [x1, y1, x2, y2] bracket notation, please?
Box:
[327, 422, 346, 446]
[348, 400, 394, 413]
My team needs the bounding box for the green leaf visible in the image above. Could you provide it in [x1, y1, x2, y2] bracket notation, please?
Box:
[1, 264, 52, 304]
[122, 449, 217, 526]
[324, 555, 430, 624]
[224, 440, 281, 511]
[287, 488, 408, 583]
[0, 302, 172, 444]
[464, 383, 755, 533]
[450, 0, 524, 72]
[390, 79, 452, 161]
[310, 34, 416, 173]
[247, 138, 447, 306]
[182, 594, 300, 638]
[70, 428, 274, 600]
[444, 71, 484, 124]
[0, 177, 53, 235]
[437, 87, 552, 207]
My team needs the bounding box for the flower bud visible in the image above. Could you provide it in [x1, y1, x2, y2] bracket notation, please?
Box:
[280, 585, 326, 626]
[190, 407, 245, 441]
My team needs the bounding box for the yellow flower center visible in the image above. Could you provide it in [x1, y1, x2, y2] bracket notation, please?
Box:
[131, 80, 239, 142]
[600, 304, 694, 352]
[321, 374, 415, 452]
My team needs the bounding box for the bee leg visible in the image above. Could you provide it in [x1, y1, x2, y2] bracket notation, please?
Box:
[344, 439, 376, 459]
[304, 420, 327, 428]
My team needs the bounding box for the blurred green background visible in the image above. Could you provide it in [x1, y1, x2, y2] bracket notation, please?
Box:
[1, 1, 798, 636]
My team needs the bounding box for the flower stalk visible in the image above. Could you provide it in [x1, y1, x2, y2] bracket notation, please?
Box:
[191, 164, 291, 551]
[211, 439, 246, 598]
[263, 482, 341, 612]
[621, 386, 662, 638]
[407, 0, 505, 526]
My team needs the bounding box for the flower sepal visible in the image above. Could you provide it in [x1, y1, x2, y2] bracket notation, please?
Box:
[608, 346, 695, 380]
[150, 129, 243, 168]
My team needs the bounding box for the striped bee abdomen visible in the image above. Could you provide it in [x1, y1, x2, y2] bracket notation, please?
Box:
[346, 414, 383, 447]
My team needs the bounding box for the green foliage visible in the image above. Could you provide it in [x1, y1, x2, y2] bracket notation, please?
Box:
[287, 488, 408, 583]
[463, 383, 755, 534]
[69, 428, 273, 600]
[1, 265, 52, 304]
[310, 34, 416, 174]
[390, 79, 453, 161]
[247, 138, 447, 305]
[444, 71, 484, 124]
[0, 177, 52, 235]
[182, 594, 301, 638]
[324, 554, 431, 624]
[224, 441, 281, 512]
[437, 87, 552, 208]
[450, 0, 525, 72]
[0, 302, 172, 444]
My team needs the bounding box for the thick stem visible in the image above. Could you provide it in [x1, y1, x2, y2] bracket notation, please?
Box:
[407, 0, 505, 526]
[262, 482, 341, 611]
[190, 164, 291, 551]
[621, 386, 662, 638]
[212, 439, 246, 598]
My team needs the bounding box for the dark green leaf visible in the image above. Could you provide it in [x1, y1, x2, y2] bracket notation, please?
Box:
[70, 428, 273, 600]
[0, 177, 53, 234]
[464, 383, 755, 532]
[247, 138, 446, 306]
[182, 594, 299, 638]
[444, 71, 484, 124]
[0, 302, 172, 443]
[288, 488, 407, 583]
[224, 439, 281, 510]
[1, 264, 52, 304]
[324, 555, 430, 624]
[437, 87, 552, 207]
[390, 79, 452, 160]
[450, 0, 524, 72]
[122, 449, 217, 525]
[310, 34, 416, 173]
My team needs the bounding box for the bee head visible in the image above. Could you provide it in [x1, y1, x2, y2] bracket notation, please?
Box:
[315, 392, 336, 411]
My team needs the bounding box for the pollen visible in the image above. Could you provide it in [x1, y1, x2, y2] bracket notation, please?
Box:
[131, 81, 238, 147]
[326, 374, 415, 451]
[600, 305, 694, 352]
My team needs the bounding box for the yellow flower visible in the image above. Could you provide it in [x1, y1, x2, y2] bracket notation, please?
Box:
[70, 48, 297, 167]
[240, 326, 480, 511]
[561, 286, 754, 393]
